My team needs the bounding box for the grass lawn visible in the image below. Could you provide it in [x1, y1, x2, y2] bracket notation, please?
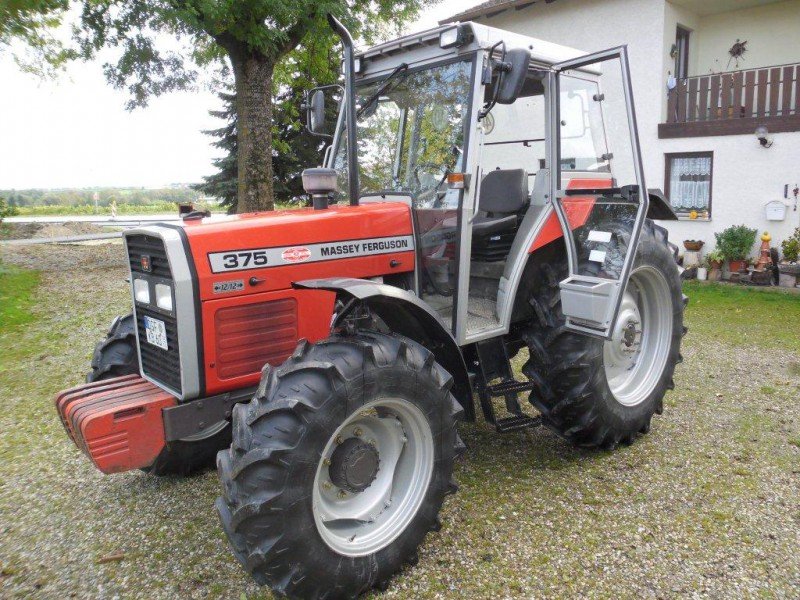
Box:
[684, 280, 800, 353]
[0, 261, 40, 331]
[0, 253, 798, 599]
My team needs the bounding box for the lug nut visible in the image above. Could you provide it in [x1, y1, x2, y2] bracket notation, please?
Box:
[322, 481, 332, 490]
[353, 427, 363, 437]
[323, 458, 331, 466]
[335, 435, 343, 445]
[338, 489, 347, 499]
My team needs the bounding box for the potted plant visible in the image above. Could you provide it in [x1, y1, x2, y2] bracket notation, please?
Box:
[706, 248, 724, 281]
[779, 227, 800, 287]
[697, 256, 708, 281]
[715, 225, 757, 274]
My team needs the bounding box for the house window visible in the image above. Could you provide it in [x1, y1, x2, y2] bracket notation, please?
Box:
[675, 26, 690, 80]
[665, 152, 713, 219]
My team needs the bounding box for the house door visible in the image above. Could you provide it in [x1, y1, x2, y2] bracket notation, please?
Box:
[550, 46, 649, 338]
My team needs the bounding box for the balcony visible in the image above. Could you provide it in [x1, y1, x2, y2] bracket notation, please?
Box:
[659, 63, 800, 139]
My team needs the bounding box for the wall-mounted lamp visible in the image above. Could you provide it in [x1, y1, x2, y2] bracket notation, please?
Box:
[755, 125, 773, 148]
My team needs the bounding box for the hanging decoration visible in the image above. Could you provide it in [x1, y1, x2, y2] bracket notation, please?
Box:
[727, 39, 748, 69]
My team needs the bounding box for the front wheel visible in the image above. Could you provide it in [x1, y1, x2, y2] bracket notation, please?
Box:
[216, 332, 464, 598]
[521, 221, 687, 448]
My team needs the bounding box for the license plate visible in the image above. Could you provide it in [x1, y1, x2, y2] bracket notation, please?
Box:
[143, 316, 168, 351]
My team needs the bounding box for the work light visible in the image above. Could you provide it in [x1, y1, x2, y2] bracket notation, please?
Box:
[439, 25, 470, 49]
[155, 283, 173, 311]
[133, 278, 150, 304]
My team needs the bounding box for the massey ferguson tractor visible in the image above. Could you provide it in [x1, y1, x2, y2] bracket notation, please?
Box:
[55, 15, 686, 599]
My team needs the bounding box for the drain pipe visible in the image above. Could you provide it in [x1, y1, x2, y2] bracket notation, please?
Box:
[327, 13, 360, 206]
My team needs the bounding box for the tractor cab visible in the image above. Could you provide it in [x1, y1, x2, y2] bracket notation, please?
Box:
[313, 22, 650, 344]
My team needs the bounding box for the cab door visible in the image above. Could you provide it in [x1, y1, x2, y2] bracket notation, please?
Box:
[549, 46, 648, 338]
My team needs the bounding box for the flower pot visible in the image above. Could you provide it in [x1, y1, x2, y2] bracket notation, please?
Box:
[728, 259, 747, 273]
[683, 240, 704, 252]
[708, 268, 722, 281]
[710, 260, 723, 270]
[697, 267, 708, 281]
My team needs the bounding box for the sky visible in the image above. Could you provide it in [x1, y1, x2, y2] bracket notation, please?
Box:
[0, 1, 470, 190]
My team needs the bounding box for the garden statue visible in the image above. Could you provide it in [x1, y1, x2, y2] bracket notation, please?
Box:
[756, 231, 772, 271]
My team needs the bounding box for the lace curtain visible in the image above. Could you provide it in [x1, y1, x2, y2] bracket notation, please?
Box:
[669, 155, 712, 212]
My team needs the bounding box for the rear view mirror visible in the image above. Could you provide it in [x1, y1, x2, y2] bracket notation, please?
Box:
[309, 89, 326, 134]
[496, 48, 531, 104]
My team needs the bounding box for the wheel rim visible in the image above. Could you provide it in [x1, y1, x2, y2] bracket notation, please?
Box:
[312, 398, 434, 557]
[603, 266, 673, 406]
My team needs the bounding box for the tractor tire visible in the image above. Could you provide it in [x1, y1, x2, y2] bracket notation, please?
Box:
[521, 220, 687, 449]
[216, 332, 464, 599]
[86, 314, 139, 383]
[86, 313, 230, 476]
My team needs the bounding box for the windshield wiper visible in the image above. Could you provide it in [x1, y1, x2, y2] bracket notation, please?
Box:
[356, 63, 409, 120]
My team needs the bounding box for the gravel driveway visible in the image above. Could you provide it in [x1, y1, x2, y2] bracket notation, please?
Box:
[1, 243, 798, 599]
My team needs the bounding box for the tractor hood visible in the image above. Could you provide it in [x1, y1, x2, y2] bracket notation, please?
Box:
[179, 202, 415, 301]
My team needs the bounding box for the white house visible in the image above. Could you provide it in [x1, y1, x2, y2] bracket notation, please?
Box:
[444, 0, 800, 255]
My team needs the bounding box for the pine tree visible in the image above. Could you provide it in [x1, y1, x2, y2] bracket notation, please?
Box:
[194, 92, 238, 213]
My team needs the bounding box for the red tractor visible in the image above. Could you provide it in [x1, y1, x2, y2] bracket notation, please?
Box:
[56, 16, 686, 599]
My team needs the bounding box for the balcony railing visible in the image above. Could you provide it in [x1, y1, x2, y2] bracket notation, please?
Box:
[659, 62, 800, 138]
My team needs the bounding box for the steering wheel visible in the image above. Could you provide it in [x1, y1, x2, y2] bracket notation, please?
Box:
[413, 162, 449, 207]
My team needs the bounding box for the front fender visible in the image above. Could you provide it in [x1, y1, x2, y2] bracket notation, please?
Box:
[294, 277, 474, 421]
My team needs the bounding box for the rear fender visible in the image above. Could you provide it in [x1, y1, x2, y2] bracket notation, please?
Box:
[294, 278, 474, 421]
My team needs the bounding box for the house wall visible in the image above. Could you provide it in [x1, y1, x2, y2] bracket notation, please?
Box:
[473, 0, 800, 254]
[693, 0, 800, 76]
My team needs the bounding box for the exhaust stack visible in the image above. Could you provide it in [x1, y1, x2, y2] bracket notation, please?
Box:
[327, 13, 360, 206]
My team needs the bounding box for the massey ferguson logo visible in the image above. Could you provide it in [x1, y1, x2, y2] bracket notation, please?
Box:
[140, 255, 152, 272]
[281, 247, 311, 263]
[207, 235, 414, 273]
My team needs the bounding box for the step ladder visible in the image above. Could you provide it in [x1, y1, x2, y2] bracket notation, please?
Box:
[473, 338, 541, 433]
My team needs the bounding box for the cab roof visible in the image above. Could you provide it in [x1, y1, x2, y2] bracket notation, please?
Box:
[354, 21, 589, 79]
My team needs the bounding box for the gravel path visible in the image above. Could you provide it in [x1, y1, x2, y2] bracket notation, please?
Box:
[1, 243, 798, 599]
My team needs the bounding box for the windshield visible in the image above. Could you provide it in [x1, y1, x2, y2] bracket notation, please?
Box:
[333, 59, 472, 207]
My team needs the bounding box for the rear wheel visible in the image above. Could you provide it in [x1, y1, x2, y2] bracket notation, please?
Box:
[86, 313, 230, 476]
[216, 332, 464, 598]
[521, 221, 686, 448]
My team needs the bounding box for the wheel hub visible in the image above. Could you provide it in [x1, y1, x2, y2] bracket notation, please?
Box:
[328, 438, 380, 493]
[621, 319, 641, 351]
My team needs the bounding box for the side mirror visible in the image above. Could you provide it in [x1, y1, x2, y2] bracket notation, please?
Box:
[309, 89, 326, 134]
[496, 48, 531, 104]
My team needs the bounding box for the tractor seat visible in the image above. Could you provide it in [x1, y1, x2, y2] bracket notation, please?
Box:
[472, 169, 529, 262]
[473, 169, 529, 236]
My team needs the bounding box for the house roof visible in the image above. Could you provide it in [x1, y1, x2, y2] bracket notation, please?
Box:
[440, 0, 559, 25]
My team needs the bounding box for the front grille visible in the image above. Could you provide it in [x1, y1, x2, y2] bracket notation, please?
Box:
[136, 306, 182, 393]
[126, 233, 183, 395]
[127, 234, 172, 278]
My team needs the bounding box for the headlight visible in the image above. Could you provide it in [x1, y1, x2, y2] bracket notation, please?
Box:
[155, 283, 173, 312]
[133, 278, 150, 304]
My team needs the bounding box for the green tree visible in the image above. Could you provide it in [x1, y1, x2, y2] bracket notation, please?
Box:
[0, 0, 72, 74]
[69, 1, 434, 212]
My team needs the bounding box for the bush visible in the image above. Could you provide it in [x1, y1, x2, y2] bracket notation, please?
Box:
[781, 227, 800, 263]
[0, 197, 19, 223]
[714, 225, 757, 261]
